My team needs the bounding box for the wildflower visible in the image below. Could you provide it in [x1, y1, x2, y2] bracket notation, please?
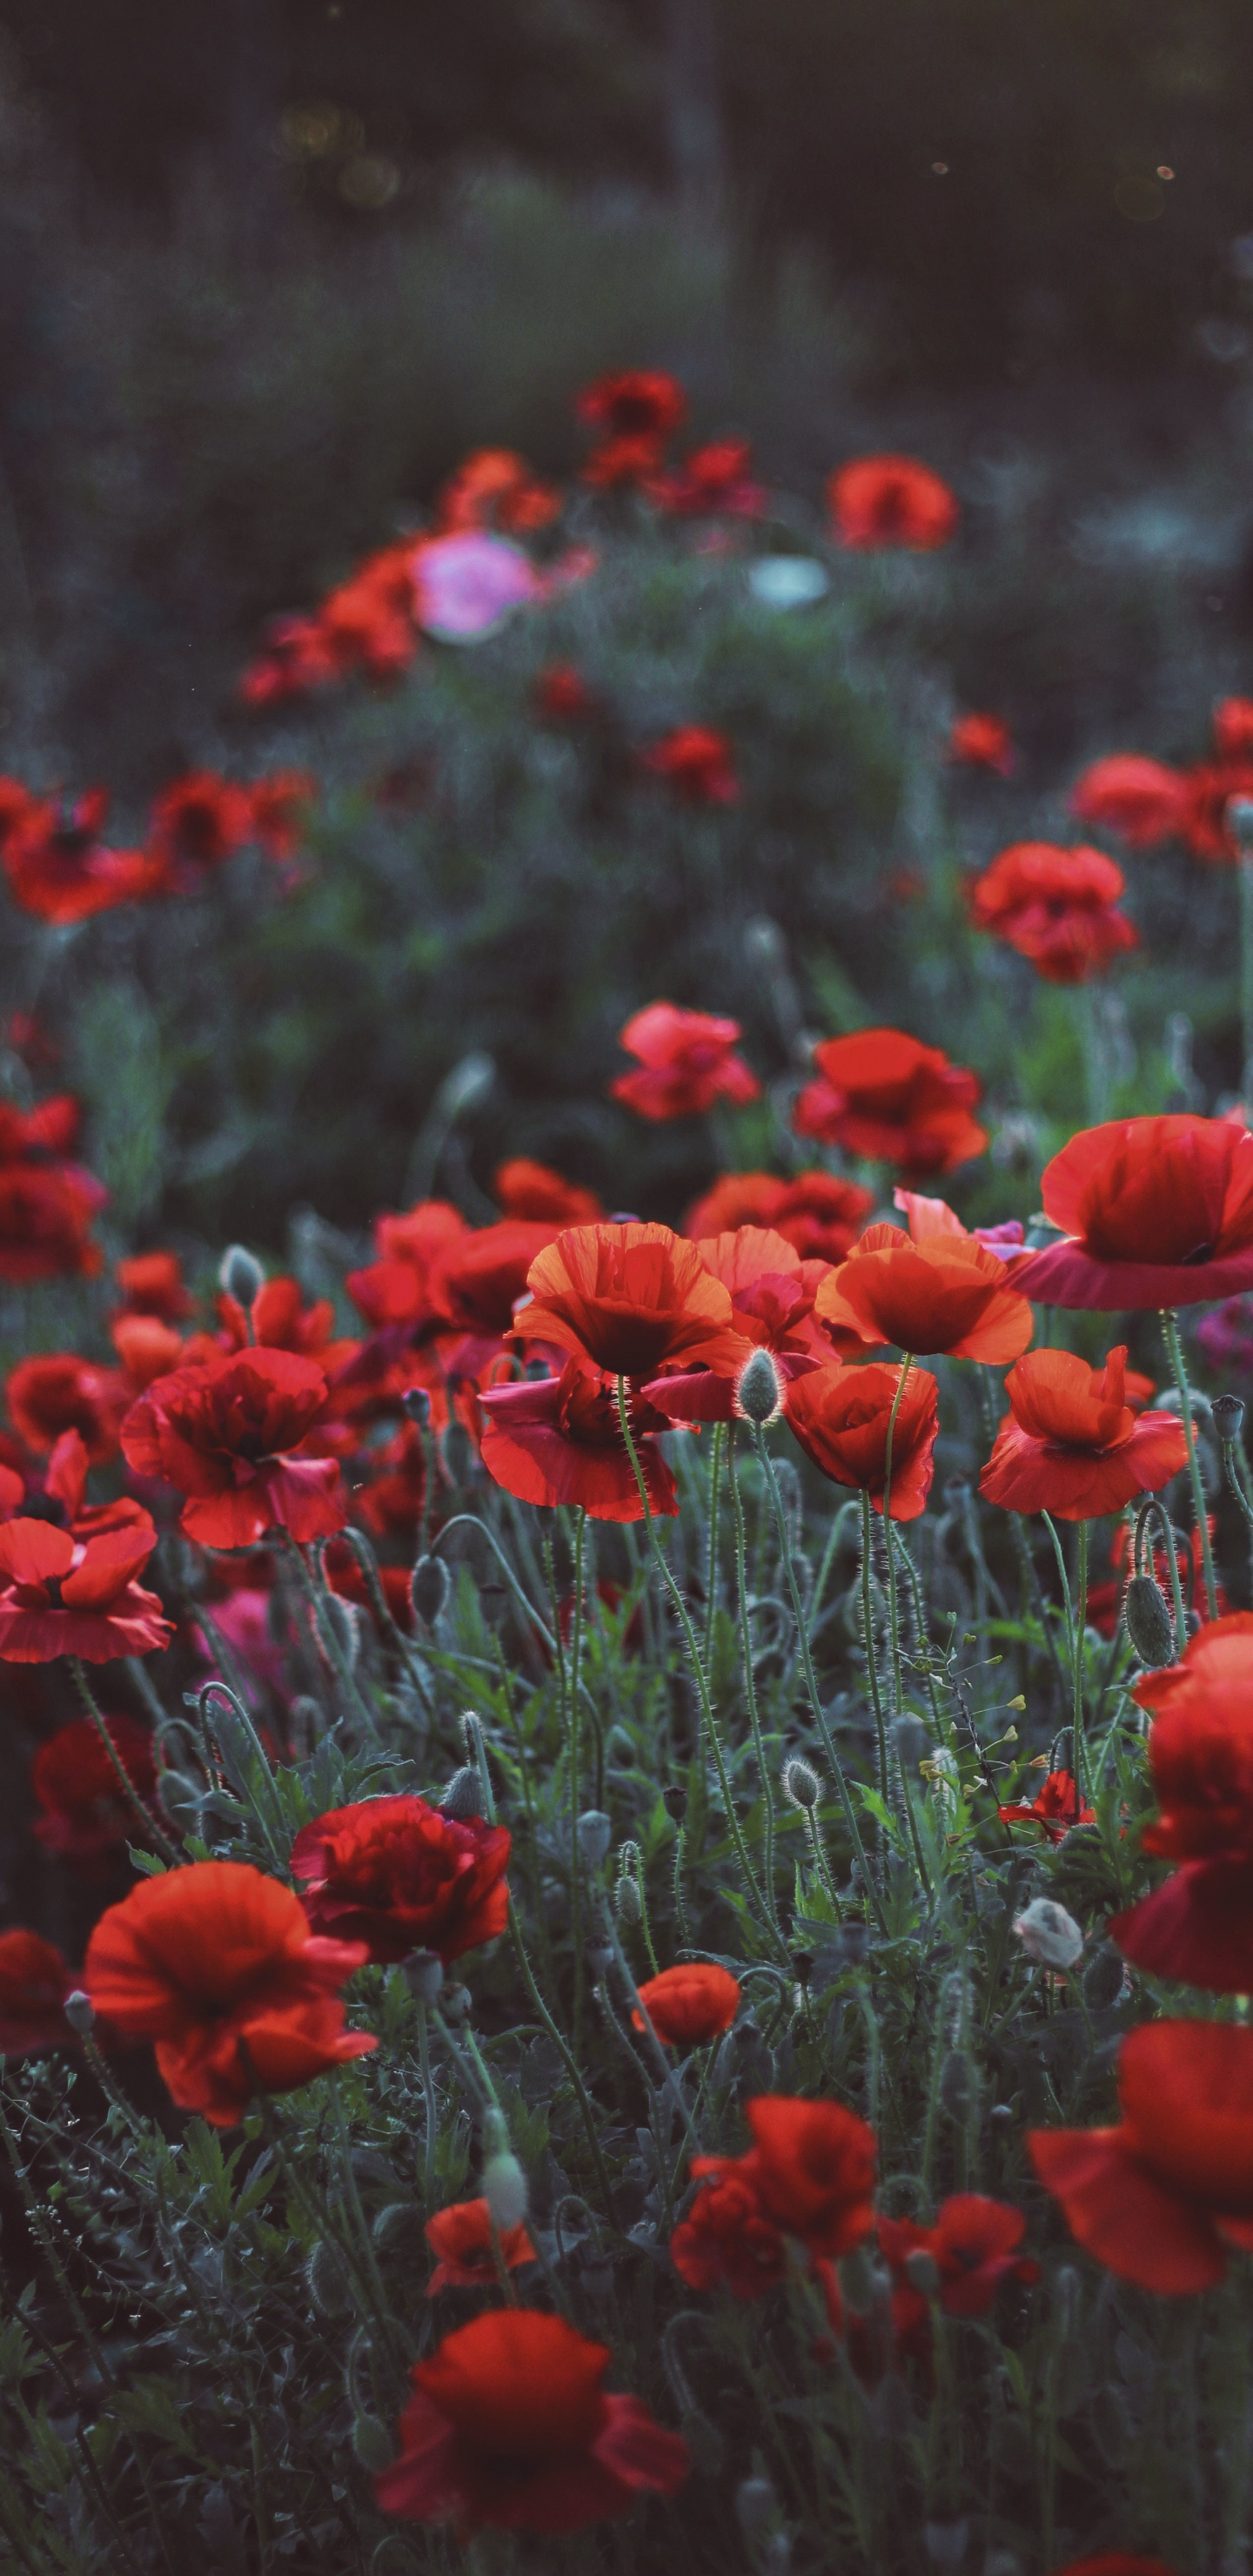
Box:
[1069, 754, 1189, 849]
[643, 1227, 831, 1422]
[120, 1348, 345, 1548]
[248, 771, 317, 863]
[683, 1169, 874, 1260]
[948, 714, 1015, 775]
[376, 2309, 689, 2532]
[633, 1962, 740, 2046]
[784, 1361, 940, 1519]
[217, 1274, 353, 1371]
[979, 1345, 1187, 1519]
[114, 1251, 192, 1322]
[577, 370, 687, 489]
[997, 1770, 1094, 1841]
[31, 1714, 157, 1873]
[649, 437, 767, 519]
[412, 533, 542, 642]
[670, 2162, 787, 2299]
[742, 2094, 877, 2257]
[1212, 696, 1253, 758]
[291, 1794, 511, 1966]
[0, 1097, 107, 1284]
[793, 1028, 987, 1174]
[1013, 1898, 1084, 1969]
[534, 663, 598, 723]
[435, 447, 559, 536]
[520, 1221, 744, 1379]
[1179, 759, 1253, 861]
[3, 793, 164, 923]
[814, 1223, 1033, 1361]
[425, 2197, 537, 2293]
[0, 1928, 74, 2055]
[149, 773, 253, 878]
[1111, 1614, 1253, 1989]
[346, 1198, 470, 1332]
[494, 1157, 604, 1227]
[0, 1516, 172, 1662]
[879, 2194, 1039, 2318]
[478, 1361, 680, 1520]
[432, 1220, 559, 1376]
[1030, 2019, 1253, 2291]
[1016, 1115, 1253, 1309]
[85, 1859, 375, 2126]
[968, 842, 1139, 984]
[612, 1003, 759, 1121]
[641, 727, 740, 805]
[828, 455, 958, 551]
[6, 1353, 126, 1462]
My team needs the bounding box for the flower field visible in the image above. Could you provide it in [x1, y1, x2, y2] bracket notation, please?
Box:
[3, 369, 1253, 2574]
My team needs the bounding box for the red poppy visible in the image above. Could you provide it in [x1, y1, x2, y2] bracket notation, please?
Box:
[641, 727, 740, 807]
[793, 1029, 987, 1175]
[3, 795, 165, 923]
[248, 771, 317, 863]
[6, 1353, 126, 1462]
[238, 613, 336, 709]
[478, 1361, 680, 1520]
[949, 714, 1015, 775]
[643, 1227, 831, 1423]
[347, 1199, 470, 1332]
[683, 1169, 874, 1261]
[742, 2094, 877, 2257]
[814, 1223, 1033, 1361]
[879, 2194, 1039, 2318]
[534, 663, 598, 723]
[291, 1794, 511, 1965]
[0, 1515, 172, 1662]
[649, 438, 767, 520]
[784, 1361, 940, 1520]
[633, 1962, 740, 2047]
[0, 776, 38, 847]
[1016, 1115, 1253, 1309]
[149, 773, 253, 876]
[120, 1348, 345, 1548]
[828, 455, 958, 552]
[352, 1421, 428, 1540]
[1109, 1616, 1253, 1989]
[111, 1313, 186, 1393]
[577, 371, 687, 492]
[432, 1221, 559, 1376]
[1180, 760, 1253, 862]
[0, 1929, 73, 2056]
[1213, 698, 1253, 761]
[376, 2308, 689, 2533]
[436, 447, 560, 536]
[612, 1004, 759, 1121]
[85, 1859, 375, 2127]
[968, 842, 1139, 984]
[216, 1275, 353, 1372]
[979, 1345, 1187, 1520]
[1069, 755, 1189, 849]
[1029, 2019, 1253, 2292]
[519, 1222, 743, 1379]
[670, 2161, 787, 2300]
[997, 1770, 1094, 1841]
[114, 1251, 192, 1322]
[425, 2198, 537, 2294]
[493, 1158, 603, 1227]
[0, 1103, 106, 1284]
[32, 1713, 158, 1873]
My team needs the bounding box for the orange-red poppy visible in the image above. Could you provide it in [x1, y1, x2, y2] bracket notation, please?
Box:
[793, 1028, 987, 1175]
[979, 1345, 1187, 1519]
[814, 1222, 1033, 1361]
[1016, 1114, 1253, 1309]
[968, 842, 1139, 983]
[1030, 2020, 1253, 2292]
[784, 1360, 940, 1519]
[828, 455, 957, 551]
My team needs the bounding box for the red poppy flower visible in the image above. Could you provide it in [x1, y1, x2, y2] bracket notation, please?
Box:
[432, 1221, 559, 1376]
[643, 1228, 830, 1423]
[1180, 760, 1253, 862]
[351, 1421, 428, 1541]
[1069, 755, 1189, 849]
[291, 1794, 511, 1965]
[248, 771, 317, 863]
[0, 1929, 73, 2056]
[347, 1199, 470, 1332]
[670, 2160, 787, 2300]
[1129, 1615, 1253, 1861]
[85, 1859, 374, 2126]
[828, 455, 958, 552]
[0, 1113, 106, 1280]
[576, 369, 687, 480]
[784, 1361, 940, 1520]
[493, 1158, 603, 1227]
[376, 2308, 689, 2533]
[436, 447, 559, 536]
[519, 1222, 743, 1379]
[534, 663, 598, 723]
[238, 613, 337, 708]
[1029, 2019, 1253, 2292]
[478, 1361, 680, 1520]
[3, 795, 165, 923]
[979, 1345, 1186, 1520]
[6, 1353, 126, 1462]
[878, 2194, 1039, 2318]
[0, 776, 38, 847]
[120, 1348, 345, 1548]
[742, 2095, 877, 2258]
[633, 1962, 740, 2047]
[683, 1169, 874, 1261]
[32, 1713, 158, 1873]
[649, 438, 767, 520]
[611, 1004, 759, 1122]
[997, 1770, 1094, 1841]
[1016, 1115, 1253, 1310]
[1213, 698, 1253, 760]
[948, 713, 1015, 775]
[114, 1251, 192, 1322]
[968, 842, 1139, 985]
[425, 2197, 537, 2294]
[215, 1276, 353, 1373]
[111, 1313, 186, 1393]
[149, 773, 253, 875]
[0, 1516, 172, 1662]
[814, 1222, 1033, 1362]
[793, 1029, 987, 1175]
[640, 727, 740, 806]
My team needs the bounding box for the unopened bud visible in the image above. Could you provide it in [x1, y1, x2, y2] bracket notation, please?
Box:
[440, 1982, 472, 2025]
[1013, 1897, 1084, 1970]
[438, 1049, 495, 1119]
[218, 1243, 265, 1310]
[577, 1809, 613, 1868]
[734, 1346, 786, 1427]
[410, 1553, 450, 1627]
[403, 1949, 445, 2005]
[782, 1757, 821, 1811]
[735, 2471, 780, 2545]
[306, 2237, 353, 2316]
[482, 2110, 529, 2230]
[839, 2244, 888, 2316]
[322, 1592, 359, 1671]
[401, 1385, 432, 1428]
[890, 1713, 931, 1771]
[440, 1766, 485, 1820]
[1212, 1392, 1246, 1440]
[615, 1870, 642, 1925]
[903, 2248, 941, 2298]
[440, 1420, 476, 1486]
[792, 1948, 815, 1985]
[1225, 795, 1253, 855]
[1083, 1945, 1127, 2010]
[662, 1783, 688, 1823]
[64, 1989, 95, 2036]
[1123, 1572, 1176, 1667]
[585, 1935, 614, 1981]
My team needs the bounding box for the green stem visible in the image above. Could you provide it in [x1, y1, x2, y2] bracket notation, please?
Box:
[417, 2004, 439, 2210]
[704, 1419, 724, 1664]
[568, 1509, 586, 2049]
[860, 1488, 892, 1828]
[727, 1428, 781, 1937]
[1162, 1308, 1219, 1620]
[69, 1660, 182, 1865]
[1072, 1519, 1092, 1806]
[1239, 852, 1253, 1092]
[881, 1356, 914, 1714]
[506, 1897, 616, 2211]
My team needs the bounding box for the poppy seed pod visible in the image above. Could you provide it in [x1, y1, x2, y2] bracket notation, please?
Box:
[1123, 1571, 1176, 1667]
[662, 1783, 688, 1822]
[63, 1989, 96, 2036]
[403, 1949, 445, 2004]
[409, 1553, 450, 1627]
[439, 1982, 472, 2024]
[1013, 1897, 1084, 1969]
[890, 1714, 932, 1771]
[734, 1345, 786, 1427]
[439, 1766, 486, 1821]
[1212, 1392, 1247, 1439]
[782, 1758, 821, 1811]
[577, 1810, 613, 1868]
[482, 2109, 529, 2231]
[401, 1385, 432, 1429]
[218, 1243, 265, 1310]
[903, 2247, 941, 2298]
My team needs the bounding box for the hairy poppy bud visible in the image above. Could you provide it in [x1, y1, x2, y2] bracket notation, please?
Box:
[1123, 1571, 1175, 1667]
[792, 1948, 815, 1985]
[403, 1949, 445, 2005]
[1212, 1392, 1246, 1440]
[351, 2415, 393, 2472]
[736, 2470, 781, 2545]
[662, 1783, 688, 1822]
[904, 2248, 941, 2298]
[440, 1766, 485, 1820]
[64, 1989, 96, 2036]
[441, 1421, 476, 1487]
[585, 1935, 614, 1981]
[735, 1346, 786, 1426]
[410, 1553, 450, 1627]
[782, 1757, 821, 1810]
[1083, 1945, 1126, 2010]
[218, 1243, 265, 1310]
[440, 1982, 472, 2024]
[577, 1810, 613, 1868]
[890, 1714, 931, 1771]
[482, 2109, 529, 2231]
[1014, 1897, 1083, 1969]
[319, 1591, 359, 1671]
[401, 1385, 432, 1428]
[307, 2237, 353, 2317]
[615, 1870, 642, 1925]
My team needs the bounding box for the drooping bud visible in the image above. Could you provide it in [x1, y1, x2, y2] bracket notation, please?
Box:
[401, 1385, 432, 1428]
[440, 1983, 472, 2025]
[735, 2467, 781, 2546]
[440, 1766, 485, 1820]
[410, 1553, 450, 1627]
[577, 1810, 613, 1868]
[662, 1783, 688, 1823]
[734, 1345, 786, 1427]
[1123, 1572, 1176, 1667]
[307, 2237, 353, 2316]
[319, 1591, 359, 1672]
[64, 1989, 96, 2036]
[218, 1244, 265, 1310]
[1212, 1392, 1246, 1441]
[903, 2248, 941, 2298]
[1083, 1945, 1127, 2011]
[403, 1949, 445, 2005]
[781, 1757, 821, 1811]
[482, 2109, 529, 2231]
[585, 1935, 615, 1981]
[1013, 1897, 1084, 1970]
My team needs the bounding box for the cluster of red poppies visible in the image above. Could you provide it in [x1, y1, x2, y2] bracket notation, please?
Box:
[0, 767, 315, 926]
[1070, 696, 1253, 863]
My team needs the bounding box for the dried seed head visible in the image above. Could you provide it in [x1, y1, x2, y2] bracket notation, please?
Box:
[218, 1244, 265, 1310]
[403, 1949, 445, 2005]
[662, 1783, 688, 1823]
[1212, 1392, 1246, 1440]
[401, 1385, 432, 1428]
[734, 1345, 786, 1426]
[1013, 1897, 1084, 1969]
[782, 1757, 821, 1811]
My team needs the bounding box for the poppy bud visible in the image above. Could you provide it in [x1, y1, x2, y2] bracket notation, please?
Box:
[791, 1946, 815, 1985]
[1122, 1571, 1175, 1667]
[615, 1870, 642, 1925]
[351, 2414, 393, 2472]
[1082, 1944, 1127, 2010]
[1225, 794, 1253, 855]
[1212, 1392, 1246, 1440]
[585, 1935, 615, 1981]
[439, 1048, 495, 1119]
[440, 1766, 485, 1820]
[157, 1768, 203, 1830]
[403, 1948, 445, 2004]
[64, 1989, 96, 2036]
[734, 1346, 786, 1427]
[890, 1714, 931, 1771]
[401, 1385, 432, 1428]
[440, 1982, 472, 2024]
[482, 2110, 529, 2231]
[218, 1244, 265, 1310]
[662, 1783, 688, 1822]
[839, 2245, 889, 2317]
[577, 1809, 613, 1868]
[1013, 1896, 1083, 1969]
[410, 1553, 450, 1627]
[441, 1421, 476, 1486]
[781, 1757, 821, 1810]
[320, 1592, 359, 1672]
[904, 2248, 941, 2298]
[307, 2237, 354, 2317]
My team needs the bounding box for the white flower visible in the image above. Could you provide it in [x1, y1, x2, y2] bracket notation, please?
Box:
[1013, 1898, 1084, 1970]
